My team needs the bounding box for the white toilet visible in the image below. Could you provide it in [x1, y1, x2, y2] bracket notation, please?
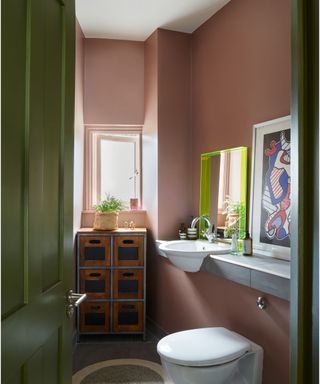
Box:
[157, 327, 263, 384]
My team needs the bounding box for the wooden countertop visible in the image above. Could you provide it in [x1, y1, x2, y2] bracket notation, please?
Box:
[77, 227, 147, 234]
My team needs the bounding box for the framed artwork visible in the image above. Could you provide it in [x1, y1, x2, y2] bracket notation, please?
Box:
[250, 116, 291, 261]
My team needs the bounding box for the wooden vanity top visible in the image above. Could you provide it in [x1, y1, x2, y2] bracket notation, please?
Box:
[77, 227, 147, 234]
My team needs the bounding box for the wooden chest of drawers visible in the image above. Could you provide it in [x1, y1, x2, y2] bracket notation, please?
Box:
[76, 228, 146, 339]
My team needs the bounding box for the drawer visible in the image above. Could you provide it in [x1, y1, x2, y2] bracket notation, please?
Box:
[113, 269, 144, 299]
[113, 302, 144, 332]
[79, 236, 110, 266]
[79, 269, 111, 299]
[79, 302, 110, 332]
[113, 236, 144, 266]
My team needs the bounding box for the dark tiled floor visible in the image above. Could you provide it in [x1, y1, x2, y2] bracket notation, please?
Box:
[73, 333, 161, 374]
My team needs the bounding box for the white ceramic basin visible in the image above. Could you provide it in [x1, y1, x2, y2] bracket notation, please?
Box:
[159, 240, 231, 272]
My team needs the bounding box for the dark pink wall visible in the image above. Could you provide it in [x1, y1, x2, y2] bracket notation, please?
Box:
[148, 1, 291, 384]
[143, 29, 193, 240]
[158, 30, 193, 239]
[143, 31, 159, 235]
[84, 38, 144, 124]
[144, 30, 195, 336]
[191, 0, 291, 212]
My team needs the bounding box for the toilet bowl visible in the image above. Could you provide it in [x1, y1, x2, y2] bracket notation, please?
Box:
[157, 327, 263, 384]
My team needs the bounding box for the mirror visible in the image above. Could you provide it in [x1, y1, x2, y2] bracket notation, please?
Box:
[199, 147, 248, 241]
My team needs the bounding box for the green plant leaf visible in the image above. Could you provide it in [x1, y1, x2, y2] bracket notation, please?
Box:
[94, 194, 127, 212]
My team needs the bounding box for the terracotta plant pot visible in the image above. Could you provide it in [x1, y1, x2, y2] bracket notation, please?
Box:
[93, 211, 119, 230]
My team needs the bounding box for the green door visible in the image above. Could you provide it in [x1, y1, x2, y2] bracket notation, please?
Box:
[2, 0, 75, 382]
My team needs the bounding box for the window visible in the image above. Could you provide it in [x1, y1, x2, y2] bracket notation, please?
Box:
[84, 126, 142, 210]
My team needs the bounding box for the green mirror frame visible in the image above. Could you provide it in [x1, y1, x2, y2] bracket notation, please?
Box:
[199, 146, 248, 241]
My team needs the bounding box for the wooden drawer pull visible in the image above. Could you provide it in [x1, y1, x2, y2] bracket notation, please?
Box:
[89, 272, 102, 277]
[123, 239, 134, 244]
[122, 272, 134, 277]
[89, 239, 101, 244]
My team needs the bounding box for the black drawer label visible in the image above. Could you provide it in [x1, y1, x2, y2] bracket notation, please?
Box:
[84, 247, 105, 261]
[85, 280, 105, 292]
[85, 312, 105, 326]
[118, 280, 138, 294]
[118, 247, 138, 261]
[118, 311, 138, 325]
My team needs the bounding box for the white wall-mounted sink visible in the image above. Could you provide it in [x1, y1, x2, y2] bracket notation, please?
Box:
[159, 240, 231, 272]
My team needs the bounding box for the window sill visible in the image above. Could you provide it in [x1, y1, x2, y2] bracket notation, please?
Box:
[81, 209, 147, 228]
[82, 209, 147, 214]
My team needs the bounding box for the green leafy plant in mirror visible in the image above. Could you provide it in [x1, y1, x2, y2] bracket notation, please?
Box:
[222, 196, 245, 239]
[222, 196, 240, 215]
[95, 194, 127, 213]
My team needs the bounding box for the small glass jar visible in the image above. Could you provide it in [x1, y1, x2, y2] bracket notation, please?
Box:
[231, 233, 239, 254]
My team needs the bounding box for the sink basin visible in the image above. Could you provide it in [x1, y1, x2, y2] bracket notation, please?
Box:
[159, 240, 231, 272]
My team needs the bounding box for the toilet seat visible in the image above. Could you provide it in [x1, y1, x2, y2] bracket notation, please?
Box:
[157, 327, 251, 367]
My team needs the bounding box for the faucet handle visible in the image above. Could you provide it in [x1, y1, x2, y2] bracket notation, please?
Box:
[205, 230, 216, 243]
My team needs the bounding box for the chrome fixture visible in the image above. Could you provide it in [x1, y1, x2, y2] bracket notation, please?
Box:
[191, 216, 216, 243]
[66, 289, 87, 318]
[256, 296, 267, 310]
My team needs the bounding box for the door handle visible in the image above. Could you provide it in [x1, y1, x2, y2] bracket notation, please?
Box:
[66, 289, 87, 318]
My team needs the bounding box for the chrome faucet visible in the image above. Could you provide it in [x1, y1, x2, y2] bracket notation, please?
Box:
[191, 215, 216, 243]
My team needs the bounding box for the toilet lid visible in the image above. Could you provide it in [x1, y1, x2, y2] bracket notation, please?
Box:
[157, 327, 251, 367]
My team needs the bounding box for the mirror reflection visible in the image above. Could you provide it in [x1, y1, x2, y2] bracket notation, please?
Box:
[200, 147, 248, 241]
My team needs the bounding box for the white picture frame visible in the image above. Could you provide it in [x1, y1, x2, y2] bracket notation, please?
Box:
[250, 116, 291, 261]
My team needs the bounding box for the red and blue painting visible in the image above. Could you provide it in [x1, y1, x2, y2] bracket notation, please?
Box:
[260, 129, 291, 248]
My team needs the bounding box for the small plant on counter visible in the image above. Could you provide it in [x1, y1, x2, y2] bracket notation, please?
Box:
[93, 194, 127, 230]
[95, 194, 127, 213]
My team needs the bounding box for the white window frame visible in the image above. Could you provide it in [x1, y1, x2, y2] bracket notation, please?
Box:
[84, 125, 142, 211]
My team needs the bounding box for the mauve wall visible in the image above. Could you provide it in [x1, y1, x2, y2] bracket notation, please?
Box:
[157, 29, 193, 239]
[191, 0, 291, 212]
[84, 38, 144, 124]
[73, 21, 85, 233]
[149, 1, 291, 384]
[143, 31, 159, 236]
[143, 29, 193, 239]
[144, 30, 194, 325]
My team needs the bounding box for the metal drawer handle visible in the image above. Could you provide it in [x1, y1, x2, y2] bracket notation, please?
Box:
[123, 239, 134, 244]
[89, 239, 101, 244]
[122, 272, 134, 277]
[89, 272, 101, 277]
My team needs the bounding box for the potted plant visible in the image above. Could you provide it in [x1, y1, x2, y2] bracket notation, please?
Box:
[93, 194, 126, 230]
